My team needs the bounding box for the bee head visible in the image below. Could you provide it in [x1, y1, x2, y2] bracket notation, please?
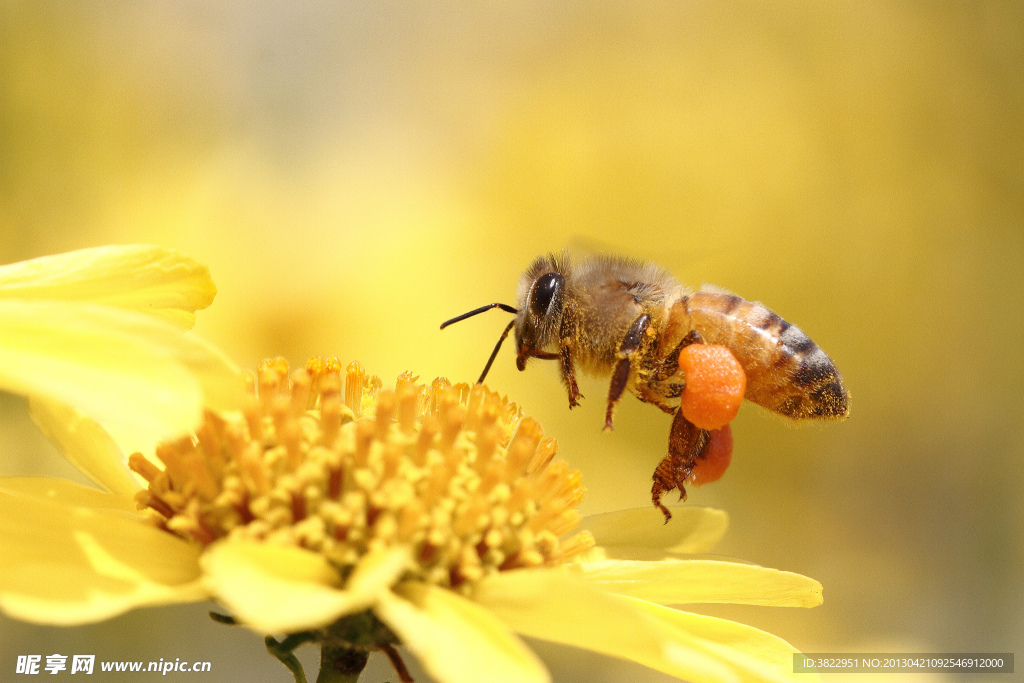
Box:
[515, 254, 568, 370]
[439, 252, 570, 384]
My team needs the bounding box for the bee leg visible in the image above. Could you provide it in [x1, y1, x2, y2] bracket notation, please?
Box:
[681, 329, 704, 347]
[651, 409, 710, 523]
[560, 345, 584, 408]
[636, 389, 677, 415]
[603, 313, 651, 431]
[652, 329, 705, 383]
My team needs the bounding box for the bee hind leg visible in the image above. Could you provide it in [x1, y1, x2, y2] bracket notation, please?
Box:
[651, 409, 710, 523]
[603, 313, 651, 431]
[650, 329, 705, 384]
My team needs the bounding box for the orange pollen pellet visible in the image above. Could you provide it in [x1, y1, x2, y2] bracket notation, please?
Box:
[685, 425, 733, 487]
[679, 344, 747, 431]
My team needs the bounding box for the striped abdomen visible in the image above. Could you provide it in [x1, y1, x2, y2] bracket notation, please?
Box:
[663, 291, 849, 419]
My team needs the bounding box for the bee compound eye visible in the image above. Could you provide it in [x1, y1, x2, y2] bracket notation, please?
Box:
[530, 272, 563, 316]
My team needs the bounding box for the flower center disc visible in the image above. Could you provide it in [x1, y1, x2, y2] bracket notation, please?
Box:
[130, 357, 594, 591]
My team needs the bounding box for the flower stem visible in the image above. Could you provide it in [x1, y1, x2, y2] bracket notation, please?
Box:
[266, 633, 316, 683]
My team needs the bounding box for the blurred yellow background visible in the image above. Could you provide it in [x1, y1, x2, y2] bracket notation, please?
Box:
[2, 1, 1021, 681]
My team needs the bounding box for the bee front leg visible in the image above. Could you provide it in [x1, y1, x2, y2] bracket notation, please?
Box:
[603, 314, 651, 431]
[559, 345, 584, 408]
[651, 409, 710, 522]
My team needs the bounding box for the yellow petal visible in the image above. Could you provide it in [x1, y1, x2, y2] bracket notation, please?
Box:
[28, 397, 142, 495]
[581, 506, 729, 558]
[0, 300, 244, 457]
[376, 581, 550, 683]
[0, 245, 215, 329]
[581, 559, 823, 607]
[624, 596, 820, 683]
[345, 545, 412, 597]
[473, 568, 740, 683]
[0, 478, 137, 513]
[0, 484, 205, 625]
[200, 539, 370, 634]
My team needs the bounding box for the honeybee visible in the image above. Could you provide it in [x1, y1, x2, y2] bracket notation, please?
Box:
[441, 252, 849, 520]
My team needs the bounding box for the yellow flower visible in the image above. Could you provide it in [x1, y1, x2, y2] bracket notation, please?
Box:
[0, 247, 823, 683]
[0, 244, 245, 461]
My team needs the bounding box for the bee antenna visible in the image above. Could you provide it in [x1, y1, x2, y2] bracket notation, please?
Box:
[440, 303, 519, 384]
[439, 303, 518, 329]
[477, 319, 517, 384]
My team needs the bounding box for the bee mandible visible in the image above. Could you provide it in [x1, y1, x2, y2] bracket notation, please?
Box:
[441, 252, 849, 521]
